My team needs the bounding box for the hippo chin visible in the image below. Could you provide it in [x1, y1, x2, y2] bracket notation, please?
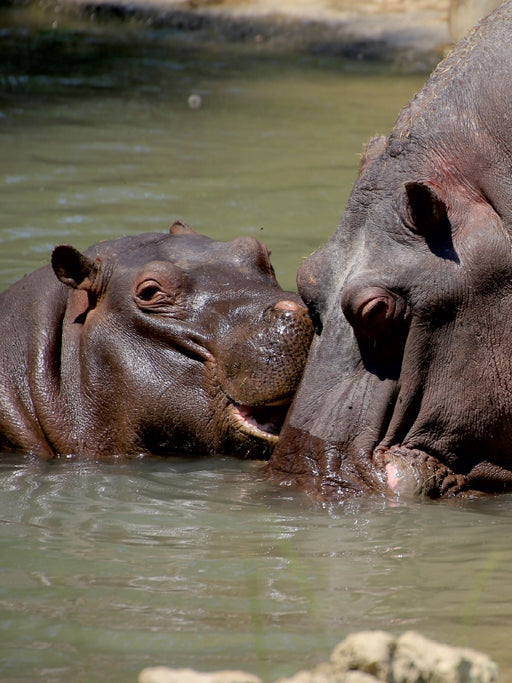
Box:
[269, 1, 512, 500]
[0, 221, 313, 459]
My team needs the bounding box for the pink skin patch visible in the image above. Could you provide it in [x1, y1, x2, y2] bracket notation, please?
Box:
[273, 299, 301, 312]
[384, 458, 421, 498]
[385, 462, 401, 491]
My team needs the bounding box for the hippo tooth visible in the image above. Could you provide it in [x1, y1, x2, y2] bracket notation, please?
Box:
[231, 401, 290, 440]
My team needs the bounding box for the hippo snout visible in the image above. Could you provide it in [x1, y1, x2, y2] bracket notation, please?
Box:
[264, 297, 312, 327]
[218, 297, 314, 409]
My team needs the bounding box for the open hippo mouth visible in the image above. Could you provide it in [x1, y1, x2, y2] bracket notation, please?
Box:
[229, 398, 292, 443]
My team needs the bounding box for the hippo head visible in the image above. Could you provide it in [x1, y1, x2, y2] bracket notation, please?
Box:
[271, 137, 512, 499]
[269, 3, 512, 499]
[50, 222, 313, 459]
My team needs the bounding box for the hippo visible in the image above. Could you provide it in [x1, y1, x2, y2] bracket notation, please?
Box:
[0, 221, 313, 459]
[268, 1, 512, 500]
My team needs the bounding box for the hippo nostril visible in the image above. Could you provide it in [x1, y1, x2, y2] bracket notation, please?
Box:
[304, 301, 323, 335]
[274, 299, 301, 312]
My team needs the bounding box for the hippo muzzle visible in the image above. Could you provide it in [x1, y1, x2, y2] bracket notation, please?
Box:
[217, 297, 313, 449]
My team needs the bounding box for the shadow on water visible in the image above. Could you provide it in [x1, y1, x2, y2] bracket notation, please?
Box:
[0, 5, 229, 96]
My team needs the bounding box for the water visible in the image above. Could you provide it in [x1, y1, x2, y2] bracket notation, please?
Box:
[1, 10, 512, 683]
[0, 8, 425, 291]
[2, 456, 512, 682]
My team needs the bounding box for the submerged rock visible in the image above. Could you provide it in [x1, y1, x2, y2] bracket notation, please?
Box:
[139, 631, 498, 683]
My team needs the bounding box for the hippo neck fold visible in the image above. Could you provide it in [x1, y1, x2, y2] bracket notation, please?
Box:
[0, 266, 68, 457]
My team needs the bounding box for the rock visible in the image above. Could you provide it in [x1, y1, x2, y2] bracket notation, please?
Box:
[138, 667, 262, 683]
[31, 0, 451, 66]
[276, 631, 498, 683]
[392, 631, 499, 683]
[343, 674, 380, 683]
[330, 630, 395, 680]
[139, 631, 499, 683]
[276, 664, 378, 683]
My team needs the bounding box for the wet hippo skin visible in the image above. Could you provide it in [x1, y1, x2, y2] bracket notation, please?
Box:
[268, 1, 512, 500]
[0, 221, 313, 459]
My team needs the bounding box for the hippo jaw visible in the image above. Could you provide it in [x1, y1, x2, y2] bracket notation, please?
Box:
[374, 446, 512, 499]
[371, 447, 467, 498]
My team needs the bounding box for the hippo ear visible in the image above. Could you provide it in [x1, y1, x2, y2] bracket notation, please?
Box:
[404, 182, 458, 262]
[51, 245, 100, 290]
[404, 182, 450, 235]
[169, 219, 196, 236]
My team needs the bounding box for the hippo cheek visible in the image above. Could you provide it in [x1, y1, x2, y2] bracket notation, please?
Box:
[269, 300, 475, 500]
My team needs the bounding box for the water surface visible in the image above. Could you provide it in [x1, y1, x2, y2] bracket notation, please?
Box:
[2, 456, 512, 683]
[1, 12, 511, 683]
[0, 10, 425, 291]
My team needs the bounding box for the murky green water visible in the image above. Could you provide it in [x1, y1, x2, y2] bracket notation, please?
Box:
[2, 10, 512, 683]
[0, 8, 425, 292]
[2, 456, 512, 682]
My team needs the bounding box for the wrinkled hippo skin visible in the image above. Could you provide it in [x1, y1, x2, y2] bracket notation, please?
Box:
[269, 1, 512, 500]
[0, 221, 313, 459]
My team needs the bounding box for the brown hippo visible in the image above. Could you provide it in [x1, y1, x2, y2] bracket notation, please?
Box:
[269, 1, 512, 500]
[0, 221, 313, 459]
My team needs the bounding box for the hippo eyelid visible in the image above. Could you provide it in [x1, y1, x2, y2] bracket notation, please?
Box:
[134, 280, 181, 312]
[136, 280, 162, 301]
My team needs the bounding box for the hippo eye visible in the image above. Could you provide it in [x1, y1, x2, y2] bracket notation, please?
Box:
[136, 281, 161, 301]
[134, 263, 188, 312]
[134, 279, 172, 309]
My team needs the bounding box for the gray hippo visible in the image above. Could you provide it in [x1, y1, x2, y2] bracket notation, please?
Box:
[269, 1, 512, 500]
[0, 221, 313, 459]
